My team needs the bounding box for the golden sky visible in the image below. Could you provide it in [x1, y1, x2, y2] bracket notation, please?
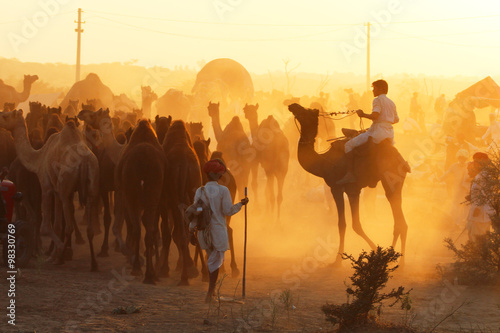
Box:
[2, 0, 500, 76]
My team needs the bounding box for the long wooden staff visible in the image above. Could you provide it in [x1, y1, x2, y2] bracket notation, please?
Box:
[242, 187, 248, 298]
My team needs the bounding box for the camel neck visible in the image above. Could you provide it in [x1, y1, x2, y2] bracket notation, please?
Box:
[246, 114, 259, 141]
[20, 79, 32, 101]
[297, 135, 325, 178]
[100, 119, 124, 166]
[12, 117, 40, 173]
[210, 112, 223, 142]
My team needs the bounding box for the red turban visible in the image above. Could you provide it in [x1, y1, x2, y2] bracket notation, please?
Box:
[473, 152, 489, 162]
[203, 159, 226, 174]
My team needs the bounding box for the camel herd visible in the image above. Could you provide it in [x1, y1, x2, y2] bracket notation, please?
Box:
[0, 88, 290, 285]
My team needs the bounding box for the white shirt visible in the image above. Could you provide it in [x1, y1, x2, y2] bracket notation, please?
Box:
[193, 181, 242, 251]
[372, 94, 398, 124]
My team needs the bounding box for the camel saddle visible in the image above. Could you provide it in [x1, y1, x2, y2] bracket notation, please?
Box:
[341, 128, 361, 139]
[349, 138, 410, 189]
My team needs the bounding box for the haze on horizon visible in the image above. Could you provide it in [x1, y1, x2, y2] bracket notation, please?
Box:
[1, 0, 500, 77]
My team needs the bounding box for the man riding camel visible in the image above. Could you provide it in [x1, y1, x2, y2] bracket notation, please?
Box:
[337, 79, 400, 184]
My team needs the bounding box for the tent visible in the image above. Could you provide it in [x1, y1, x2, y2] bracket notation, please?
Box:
[456, 76, 500, 108]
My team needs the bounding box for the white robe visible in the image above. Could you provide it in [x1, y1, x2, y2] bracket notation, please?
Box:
[193, 181, 243, 252]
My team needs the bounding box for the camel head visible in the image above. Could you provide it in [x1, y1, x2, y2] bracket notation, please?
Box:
[288, 103, 319, 139]
[29, 101, 45, 114]
[186, 121, 204, 139]
[243, 103, 259, 120]
[65, 115, 80, 127]
[0, 109, 23, 131]
[3, 102, 15, 112]
[24, 75, 39, 86]
[207, 101, 220, 118]
[141, 86, 157, 102]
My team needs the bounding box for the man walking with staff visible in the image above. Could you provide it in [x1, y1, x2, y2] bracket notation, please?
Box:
[191, 158, 249, 303]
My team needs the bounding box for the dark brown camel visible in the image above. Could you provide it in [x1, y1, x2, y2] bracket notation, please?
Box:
[0, 127, 16, 169]
[243, 103, 289, 219]
[186, 122, 205, 140]
[154, 115, 172, 146]
[288, 103, 409, 265]
[77, 108, 135, 258]
[159, 120, 202, 285]
[115, 119, 165, 284]
[207, 101, 253, 198]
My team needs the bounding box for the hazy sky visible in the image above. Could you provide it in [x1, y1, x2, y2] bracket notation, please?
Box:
[2, 0, 500, 77]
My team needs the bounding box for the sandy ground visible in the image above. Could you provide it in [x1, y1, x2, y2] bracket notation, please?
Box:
[1, 162, 500, 332]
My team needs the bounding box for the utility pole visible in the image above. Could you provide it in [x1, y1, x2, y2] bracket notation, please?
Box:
[365, 22, 370, 94]
[75, 8, 84, 82]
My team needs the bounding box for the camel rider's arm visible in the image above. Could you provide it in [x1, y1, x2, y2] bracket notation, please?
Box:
[357, 109, 380, 121]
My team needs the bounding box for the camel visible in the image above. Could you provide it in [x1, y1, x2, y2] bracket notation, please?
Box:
[60, 73, 114, 110]
[0, 110, 100, 271]
[0, 127, 16, 169]
[115, 119, 165, 284]
[156, 89, 192, 121]
[186, 122, 205, 141]
[243, 103, 289, 219]
[142, 86, 157, 120]
[63, 99, 79, 117]
[159, 120, 201, 285]
[288, 103, 409, 265]
[154, 115, 172, 146]
[3, 102, 15, 112]
[207, 101, 252, 198]
[0, 75, 39, 107]
[77, 108, 129, 255]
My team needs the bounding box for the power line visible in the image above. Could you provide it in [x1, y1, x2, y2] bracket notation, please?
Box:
[84, 9, 500, 27]
[0, 10, 73, 25]
[382, 27, 500, 48]
[90, 15, 353, 42]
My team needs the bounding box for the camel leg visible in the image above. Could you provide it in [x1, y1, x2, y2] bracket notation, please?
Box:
[331, 188, 346, 267]
[51, 196, 64, 260]
[73, 214, 85, 245]
[265, 170, 275, 216]
[98, 189, 111, 257]
[142, 206, 157, 284]
[158, 207, 172, 278]
[227, 219, 240, 278]
[41, 192, 64, 262]
[195, 241, 209, 282]
[112, 192, 126, 255]
[250, 162, 259, 204]
[172, 208, 197, 286]
[87, 196, 99, 272]
[382, 180, 408, 265]
[276, 172, 286, 221]
[130, 210, 142, 276]
[56, 195, 77, 265]
[347, 193, 376, 251]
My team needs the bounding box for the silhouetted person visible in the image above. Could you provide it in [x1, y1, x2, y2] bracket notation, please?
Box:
[434, 94, 446, 122]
